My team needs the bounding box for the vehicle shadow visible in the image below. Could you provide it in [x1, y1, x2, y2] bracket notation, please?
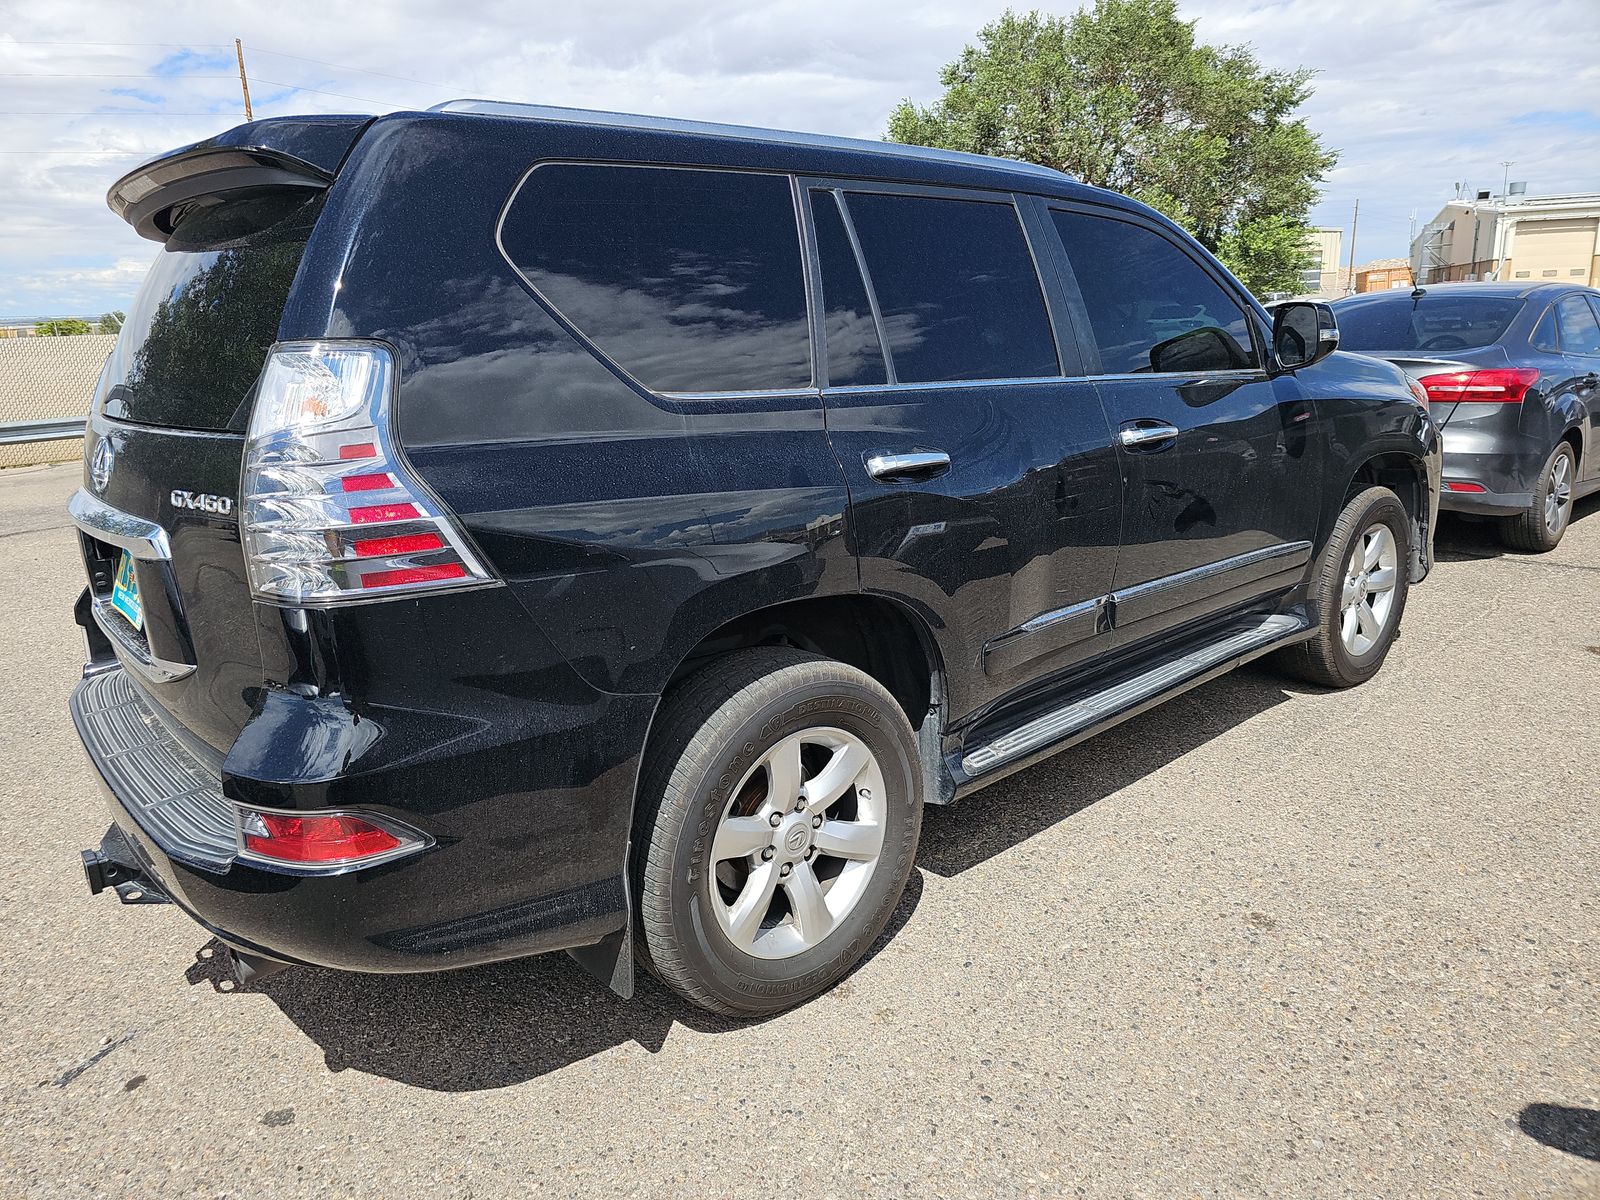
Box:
[1516, 1102, 1600, 1161]
[188, 870, 925, 1091]
[1433, 494, 1600, 563]
[918, 663, 1305, 877]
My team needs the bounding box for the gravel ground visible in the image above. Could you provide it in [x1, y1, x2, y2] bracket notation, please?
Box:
[1, 460, 1596, 1198]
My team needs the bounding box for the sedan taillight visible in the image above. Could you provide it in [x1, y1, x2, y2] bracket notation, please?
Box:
[1416, 367, 1540, 405]
[241, 342, 493, 604]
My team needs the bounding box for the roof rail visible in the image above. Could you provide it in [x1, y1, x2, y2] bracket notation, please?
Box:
[427, 99, 1073, 183]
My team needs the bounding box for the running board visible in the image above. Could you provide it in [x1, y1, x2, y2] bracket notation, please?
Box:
[959, 612, 1309, 778]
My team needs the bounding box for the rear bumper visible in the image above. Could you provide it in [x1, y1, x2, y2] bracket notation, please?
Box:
[1437, 426, 1538, 516]
[70, 664, 646, 975]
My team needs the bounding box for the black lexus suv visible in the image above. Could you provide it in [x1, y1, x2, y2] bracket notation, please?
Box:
[71, 102, 1440, 1015]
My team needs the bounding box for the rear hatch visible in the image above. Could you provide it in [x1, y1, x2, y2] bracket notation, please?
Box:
[75, 119, 368, 755]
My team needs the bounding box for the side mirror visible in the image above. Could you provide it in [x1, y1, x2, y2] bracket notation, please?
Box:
[1148, 325, 1253, 374]
[1272, 301, 1339, 370]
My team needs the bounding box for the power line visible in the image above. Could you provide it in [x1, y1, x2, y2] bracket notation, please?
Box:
[1, 40, 494, 97]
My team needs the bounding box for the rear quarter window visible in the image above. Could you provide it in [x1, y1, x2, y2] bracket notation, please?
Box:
[500, 164, 812, 394]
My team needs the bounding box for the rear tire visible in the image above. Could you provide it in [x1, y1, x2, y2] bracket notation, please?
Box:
[632, 647, 922, 1016]
[1274, 486, 1410, 689]
[1498, 441, 1575, 554]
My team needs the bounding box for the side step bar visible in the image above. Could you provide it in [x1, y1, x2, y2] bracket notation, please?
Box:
[959, 611, 1311, 780]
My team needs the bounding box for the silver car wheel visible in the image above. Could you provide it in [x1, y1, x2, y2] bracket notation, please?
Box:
[1545, 451, 1573, 535]
[1340, 522, 1399, 657]
[708, 727, 886, 961]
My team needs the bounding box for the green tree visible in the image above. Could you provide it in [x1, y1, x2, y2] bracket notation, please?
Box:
[886, 2, 1336, 295]
[34, 317, 93, 336]
[97, 311, 125, 335]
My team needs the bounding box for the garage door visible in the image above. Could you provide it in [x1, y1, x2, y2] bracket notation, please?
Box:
[1509, 218, 1597, 283]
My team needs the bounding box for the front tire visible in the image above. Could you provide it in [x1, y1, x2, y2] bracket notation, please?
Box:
[633, 648, 922, 1016]
[1274, 486, 1411, 688]
[1499, 441, 1575, 554]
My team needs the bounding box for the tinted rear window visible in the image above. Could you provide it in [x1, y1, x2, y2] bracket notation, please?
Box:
[501, 164, 811, 393]
[101, 191, 323, 432]
[843, 192, 1058, 383]
[810, 190, 887, 387]
[1333, 293, 1524, 353]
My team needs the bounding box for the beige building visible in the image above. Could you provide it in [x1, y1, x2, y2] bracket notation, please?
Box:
[1299, 226, 1344, 298]
[1411, 190, 1600, 286]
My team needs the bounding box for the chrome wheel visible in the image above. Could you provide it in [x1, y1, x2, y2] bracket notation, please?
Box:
[1340, 522, 1399, 656]
[708, 727, 886, 960]
[1545, 451, 1573, 535]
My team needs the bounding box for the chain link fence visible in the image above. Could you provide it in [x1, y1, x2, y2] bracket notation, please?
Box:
[0, 334, 115, 470]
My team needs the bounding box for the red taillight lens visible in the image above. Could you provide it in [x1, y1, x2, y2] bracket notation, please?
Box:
[1417, 368, 1539, 405]
[1443, 481, 1488, 493]
[241, 343, 492, 604]
[239, 810, 413, 865]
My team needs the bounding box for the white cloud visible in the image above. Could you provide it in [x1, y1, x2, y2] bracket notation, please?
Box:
[1, 0, 1596, 314]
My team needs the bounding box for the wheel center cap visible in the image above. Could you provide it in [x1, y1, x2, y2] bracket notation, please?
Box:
[781, 818, 811, 856]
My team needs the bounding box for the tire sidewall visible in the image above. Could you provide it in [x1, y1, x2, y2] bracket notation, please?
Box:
[670, 674, 920, 1012]
[1538, 442, 1575, 543]
[1327, 491, 1411, 682]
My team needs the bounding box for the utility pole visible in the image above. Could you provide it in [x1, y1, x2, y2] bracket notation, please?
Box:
[1491, 160, 1514, 279]
[1346, 199, 1359, 295]
[235, 38, 253, 121]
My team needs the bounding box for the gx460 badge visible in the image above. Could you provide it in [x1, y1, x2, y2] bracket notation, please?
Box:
[170, 490, 234, 515]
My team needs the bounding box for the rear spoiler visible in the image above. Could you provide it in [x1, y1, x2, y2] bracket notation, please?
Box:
[107, 115, 374, 242]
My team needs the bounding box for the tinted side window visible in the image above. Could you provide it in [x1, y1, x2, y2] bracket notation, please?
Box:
[809, 190, 887, 386]
[1531, 305, 1560, 352]
[1555, 294, 1600, 356]
[843, 192, 1058, 383]
[501, 165, 810, 393]
[1051, 210, 1259, 374]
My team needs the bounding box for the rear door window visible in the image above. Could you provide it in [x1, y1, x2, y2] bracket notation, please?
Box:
[809, 190, 887, 387]
[501, 164, 812, 393]
[1555, 294, 1600, 356]
[842, 191, 1058, 383]
[1049, 209, 1259, 374]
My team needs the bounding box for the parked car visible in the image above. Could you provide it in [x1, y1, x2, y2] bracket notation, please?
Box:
[70, 103, 1439, 1016]
[1332, 282, 1600, 551]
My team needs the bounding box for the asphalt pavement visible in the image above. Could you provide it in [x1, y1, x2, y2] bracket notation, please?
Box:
[1, 460, 1596, 1198]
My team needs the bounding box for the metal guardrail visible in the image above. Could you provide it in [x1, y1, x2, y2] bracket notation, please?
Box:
[0, 417, 85, 446]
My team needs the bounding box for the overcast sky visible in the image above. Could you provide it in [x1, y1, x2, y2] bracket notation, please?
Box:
[2, 0, 1596, 316]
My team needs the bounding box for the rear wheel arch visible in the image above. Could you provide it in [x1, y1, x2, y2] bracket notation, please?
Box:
[658, 594, 945, 733]
[1341, 451, 1431, 581]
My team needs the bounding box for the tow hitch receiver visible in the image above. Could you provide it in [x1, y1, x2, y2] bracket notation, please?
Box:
[81, 829, 172, 905]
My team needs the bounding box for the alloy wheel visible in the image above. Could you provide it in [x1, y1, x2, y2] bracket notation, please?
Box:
[1545, 452, 1573, 535]
[1340, 522, 1399, 656]
[708, 727, 886, 960]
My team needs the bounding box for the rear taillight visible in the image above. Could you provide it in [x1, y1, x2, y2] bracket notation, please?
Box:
[236, 807, 429, 869]
[1416, 368, 1540, 405]
[1408, 379, 1430, 413]
[241, 342, 492, 604]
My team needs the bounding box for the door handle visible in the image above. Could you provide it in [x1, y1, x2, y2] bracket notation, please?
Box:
[865, 450, 951, 481]
[1118, 422, 1180, 449]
